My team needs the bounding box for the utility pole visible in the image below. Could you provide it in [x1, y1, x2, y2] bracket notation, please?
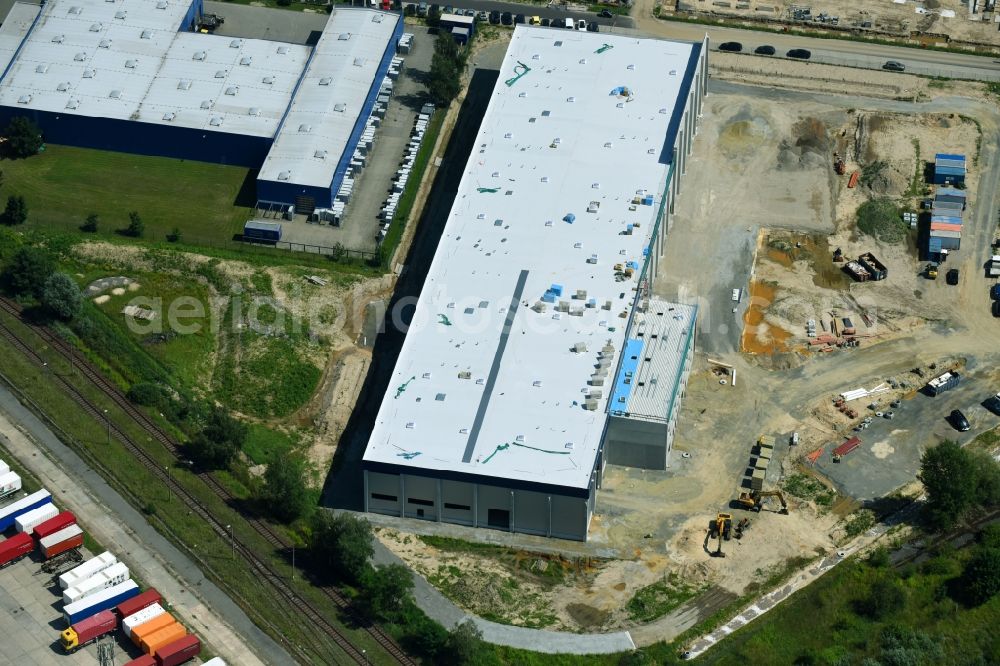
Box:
[103, 409, 111, 444]
[227, 524, 235, 559]
[165, 466, 171, 502]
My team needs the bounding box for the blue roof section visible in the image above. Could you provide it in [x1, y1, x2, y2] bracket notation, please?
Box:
[928, 237, 943, 252]
[935, 165, 965, 176]
[935, 153, 965, 162]
[658, 41, 701, 165]
[610, 338, 644, 415]
[936, 187, 966, 197]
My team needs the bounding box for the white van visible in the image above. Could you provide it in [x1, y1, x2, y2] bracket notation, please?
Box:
[577, 19, 587, 30]
[564, 18, 574, 29]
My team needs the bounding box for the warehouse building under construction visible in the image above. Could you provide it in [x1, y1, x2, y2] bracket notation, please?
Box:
[0, 0, 401, 209]
[362, 28, 706, 541]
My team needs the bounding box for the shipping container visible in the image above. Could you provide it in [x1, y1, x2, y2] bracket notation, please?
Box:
[0, 488, 51, 531]
[141, 621, 186, 656]
[33, 510, 77, 538]
[123, 656, 156, 666]
[154, 634, 200, 666]
[202, 658, 228, 666]
[117, 588, 162, 619]
[40, 523, 84, 559]
[64, 579, 140, 626]
[0, 458, 9, 476]
[14, 501, 56, 533]
[131, 612, 175, 646]
[926, 371, 961, 396]
[61, 609, 117, 651]
[64, 562, 130, 605]
[0, 470, 21, 499]
[0, 532, 34, 567]
[60, 551, 117, 590]
[123, 603, 166, 639]
[243, 220, 282, 242]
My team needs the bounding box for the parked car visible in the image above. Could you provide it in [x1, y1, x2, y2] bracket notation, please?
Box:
[541, 17, 551, 26]
[587, 21, 598, 31]
[598, 8, 613, 17]
[443, 5, 453, 14]
[476, 10, 489, 21]
[993, 300, 1000, 317]
[514, 13, 525, 24]
[529, 15, 540, 24]
[754, 45, 776, 55]
[489, 9, 500, 23]
[983, 393, 1000, 416]
[719, 42, 743, 52]
[949, 409, 971, 432]
[946, 268, 959, 285]
[576, 18, 587, 29]
[991, 284, 1000, 300]
[787, 48, 812, 59]
[501, 11, 512, 24]
[883, 60, 905, 72]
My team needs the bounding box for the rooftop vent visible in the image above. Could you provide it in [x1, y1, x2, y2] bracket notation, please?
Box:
[56, 82, 70, 92]
[74, 53, 87, 62]
[353, 57, 365, 67]
[224, 86, 238, 96]
[567, 96, 576, 103]
[98, 39, 111, 48]
[35, 64, 48, 74]
[372, 13, 383, 22]
[125, 59, 137, 69]
[659, 107, 668, 114]
[209, 116, 223, 127]
[83, 68, 95, 78]
[333, 103, 347, 112]
[16, 94, 31, 104]
[162, 111, 175, 121]
[277, 171, 291, 181]
[68, 5, 82, 14]
[319, 77, 332, 86]
[109, 90, 122, 99]
[89, 23, 101, 32]
[262, 76, 274, 85]
[200, 100, 213, 109]
[140, 30, 151, 39]
[230, 39, 243, 48]
[65, 98, 79, 109]
[156, 1, 167, 8]
[435, 393, 446, 401]
[541, 109, 550, 117]
[177, 80, 192, 90]
[554, 40, 563, 46]
[314, 150, 327, 159]
[298, 124, 311, 133]
[338, 33, 351, 40]
[248, 107, 261, 116]
[239, 56, 252, 66]
[114, 10, 126, 19]
[193, 51, 206, 61]
[276, 45, 288, 55]
[215, 70, 227, 79]
[627, 64, 635, 70]
[52, 34, 65, 43]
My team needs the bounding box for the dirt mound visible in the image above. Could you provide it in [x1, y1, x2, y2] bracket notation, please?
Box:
[778, 118, 832, 170]
[717, 107, 773, 157]
[566, 603, 610, 629]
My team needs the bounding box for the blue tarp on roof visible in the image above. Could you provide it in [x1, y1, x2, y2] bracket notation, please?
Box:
[935, 153, 965, 162]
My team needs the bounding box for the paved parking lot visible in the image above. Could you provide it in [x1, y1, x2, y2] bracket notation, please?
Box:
[815, 378, 1000, 501]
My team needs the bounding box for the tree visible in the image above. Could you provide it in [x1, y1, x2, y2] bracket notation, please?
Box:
[308, 511, 373, 584]
[4, 116, 43, 158]
[360, 563, 414, 621]
[187, 407, 247, 469]
[960, 547, 1000, 606]
[425, 6, 441, 26]
[2, 194, 27, 226]
[41, 272, 82, 320]
[919, 441, 978, 529]
[441, 619, 484, 666]
[80, 213, 99, 233]
[124, 211, 144, 237]
[427, 33, 464, 107]
[2, 246, 54, 297]
[260, 455, 311, 523]
[860, 577, 906, 619]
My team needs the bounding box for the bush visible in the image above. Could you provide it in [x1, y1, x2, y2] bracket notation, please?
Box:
[860, 576, 906, 619]
[359, 563, 414, 622]
[960, 547, 1000, 606]
[166, 227, 182, 243]
[80, 213, 99, 233]
[41, 272, 82, 320]
[856, 198, 906, 244]
[2, 246, 54, 298]
[2, 194, 27, 226]
[308, 511, 373, 584]
[123, 211, 144, 238]
[127, 382, 165, 406]
[187, 407, 247, 470]
[441, 619, 485, 666]
[260, 455, 311, 523]
[4, 117, 43, 158]
[919, 441, 998, 530]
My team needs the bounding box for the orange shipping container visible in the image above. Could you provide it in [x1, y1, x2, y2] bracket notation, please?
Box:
[130, 613, 175, 647]
[140, 622, 186, 656]
[930, 222, 962, 232]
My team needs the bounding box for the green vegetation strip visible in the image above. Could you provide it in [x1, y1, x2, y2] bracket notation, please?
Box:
[380, 109, 445, 267]
[0, 309, 393, 665]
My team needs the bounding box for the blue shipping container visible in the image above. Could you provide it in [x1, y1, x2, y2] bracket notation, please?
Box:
[64, 580, 139, 626]
[0, 489, 52, 532]
[243, 221, 282, 242]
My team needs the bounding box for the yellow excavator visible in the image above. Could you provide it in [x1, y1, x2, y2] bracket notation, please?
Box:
[737, 490, 789, 514]
[708, 513, 733, 558]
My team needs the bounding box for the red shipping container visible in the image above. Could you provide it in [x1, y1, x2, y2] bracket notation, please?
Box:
[123, 656, 156, 666]
[833, 437, 862, 458]
[154, 635, 200, 666]
[33, 511, 76, 539]
[117, 589, 162, 619]
[0, 532, 34, 567]
[41, 525, 84, 559]
[61, 610, 117, 651]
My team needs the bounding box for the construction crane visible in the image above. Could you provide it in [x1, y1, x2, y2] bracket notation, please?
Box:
[707, 513, 733, 558]
[737, 490, 790, 514]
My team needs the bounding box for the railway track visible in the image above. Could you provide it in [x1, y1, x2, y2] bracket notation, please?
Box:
[0, 298, 416, 666]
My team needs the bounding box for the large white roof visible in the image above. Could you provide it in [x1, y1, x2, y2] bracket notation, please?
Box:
[363, 28, 699, 491]
[0, 3, 41, 79]
[0, 0, 309, 137]
[257, 8, 400, 189]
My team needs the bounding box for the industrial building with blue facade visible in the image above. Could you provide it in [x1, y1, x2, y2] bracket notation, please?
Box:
[0, 0, 401, 209]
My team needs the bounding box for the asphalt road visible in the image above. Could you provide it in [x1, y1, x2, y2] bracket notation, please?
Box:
[423, 0, 631, 30]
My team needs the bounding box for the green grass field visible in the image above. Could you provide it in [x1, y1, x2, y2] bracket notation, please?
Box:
[4, 145, 251, 245]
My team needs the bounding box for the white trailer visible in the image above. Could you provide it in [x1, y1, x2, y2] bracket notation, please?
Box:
[64, 562, 131, 605]
[0, 471, 21, 499]
[123, 603, 167, 638]
[14, 501, 57, 533]
[59, 551, 117, 590]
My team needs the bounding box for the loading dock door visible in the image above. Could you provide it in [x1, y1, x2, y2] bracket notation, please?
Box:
[487, 509, 510, 529]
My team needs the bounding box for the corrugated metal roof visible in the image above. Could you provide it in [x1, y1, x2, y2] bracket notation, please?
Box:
[362, 27, 701, 490]
[935, 165, 965, 176]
